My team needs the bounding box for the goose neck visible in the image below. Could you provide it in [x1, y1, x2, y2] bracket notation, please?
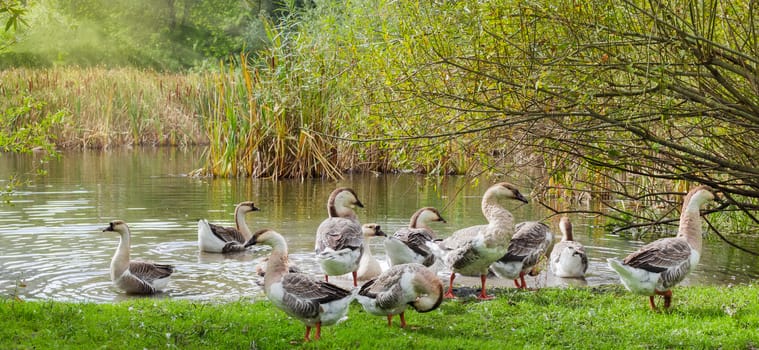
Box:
[234, 207, 252, 240]
[677, 206, 703, 253]
[111, 231, 131, 280]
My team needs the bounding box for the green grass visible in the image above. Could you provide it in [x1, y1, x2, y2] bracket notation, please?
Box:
[2, 285, 757, 349]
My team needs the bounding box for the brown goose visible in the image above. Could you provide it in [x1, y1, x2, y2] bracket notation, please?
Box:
[198, 201, 259, 253]
[428, 182, 528, 300]
[607, 186, 716, 309]
[102, 220, 174, 294]
[549, 216, 588, 278]
[314, 187, 365, 287]
[356, 263, 444, 328]
[490, 221, 553, 289]
[384, 207, 446, 267]
[246, 229, 355, 341]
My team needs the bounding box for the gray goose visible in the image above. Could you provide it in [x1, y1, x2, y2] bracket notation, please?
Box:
[607, 186, 716, 309]
[549, 216, 588, 278]
[102, 220, 174, 294]
[490, 221, 553, 289]
[247, 229, 355, 341]
[384, 207, 446, 267]
[357, 263, 444, 328]
[198, 201, 259, 253]
[314, 187, 365, 287]
[427, 182, 528, 300]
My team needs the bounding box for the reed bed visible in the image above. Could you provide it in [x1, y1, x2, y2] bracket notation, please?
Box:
[0, 67, 208, 149]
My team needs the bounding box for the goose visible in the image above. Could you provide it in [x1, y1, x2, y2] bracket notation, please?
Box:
[246, 228, 355, 341]
[357, 263, 444, 328]
[102, 220, 175, 294]
[198, 201, 259, 253]
[315, 187, 365, 287]
[385, 207, 446, 267]
[490, 221, 553, 289]
[607, 186, 716, 310]
[549, 216, 588, 278]
[428, 182, 528, 300]
[356, 223, 388, 282]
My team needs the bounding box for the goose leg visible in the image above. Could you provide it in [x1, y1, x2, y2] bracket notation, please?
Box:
[444, 272, 456, 298]
[648, 296, 657, 310]
[304, 326, 312, 341]
[386, 315, 393, 327]
[324, 275, 329, 282]
[352, 271, 358, 287]
[314, 322, 321, 340]
[519, 272, 528, 290]
[513, 279, 522, 288]
[655, 290, 673, 309]
[399, 312, 407, 328]
[478, 274, 494, 300]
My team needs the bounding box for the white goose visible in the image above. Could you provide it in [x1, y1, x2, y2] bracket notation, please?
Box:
[315, 187, 365, 287]
[549, 216, 588, 278]
[490, 221, 553, 289]
[102, 220, 175, 294]
[356, 223, 387, 282]
[608, 185, 716, 310]
[198, 201, 259, 253]
[357, 263, 444, 328]
[428, 182, 528, 300]
[246, 228, 355, 341]
[385, 207, 446, 267]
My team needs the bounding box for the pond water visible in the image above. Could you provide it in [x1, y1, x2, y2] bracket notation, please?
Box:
[0, 148, 757, 302]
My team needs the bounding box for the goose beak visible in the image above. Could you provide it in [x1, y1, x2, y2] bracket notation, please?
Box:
[102, 223, 115, 232]
[376, 226, 386, 237]
[244, 237, 258, 248]
[515, 192, 529, 204]
[355, 200, 365, 208]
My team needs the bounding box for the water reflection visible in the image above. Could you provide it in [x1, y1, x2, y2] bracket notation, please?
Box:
[0, 148, 756, 302]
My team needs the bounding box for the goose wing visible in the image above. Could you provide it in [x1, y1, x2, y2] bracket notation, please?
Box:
[315, 217, 363, 252]
[393, 228, 436, 263]
[281, 273, 353, 318]
[500, 222, 551, 266]
[358, 272, 404, 310]
[129, 261, 174, 283]
[207, 223, 247, 244]
[622, 238, 691, 273]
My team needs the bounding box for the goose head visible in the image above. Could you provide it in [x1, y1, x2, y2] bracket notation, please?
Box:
[245, 228, 286, 248]
[684, 185, 717, 211]
[102, 220, 130, 236]
[236, 201, 260, 213]
[328, 187, 364, 218]
[362, 223, 386, 238]
[411, 207, 446, 229]
[410, 268, 444, 313]
[487, 182, 529, 204]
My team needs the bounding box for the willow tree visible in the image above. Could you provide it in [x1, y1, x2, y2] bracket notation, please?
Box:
[337, 0, 758, 235]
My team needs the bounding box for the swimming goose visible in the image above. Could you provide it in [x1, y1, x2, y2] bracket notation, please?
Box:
[428, 182, 528, 300]
[198, 201, 259, 253]
[549, 216, 588, 278]
[102, 220, 175, 294]
[315, 187, 365, 287]
[385, 207, 446, 267]
[246, 228, 355, 341]
[490, 221, 553, 289]
[607, 186, 716, 310]
[357, 263, 444, 328]
[356, 223, 388, 282]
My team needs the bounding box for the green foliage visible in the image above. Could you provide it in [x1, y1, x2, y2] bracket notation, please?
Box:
[0, 94, 62, 156]
[1, 286, 758, 349]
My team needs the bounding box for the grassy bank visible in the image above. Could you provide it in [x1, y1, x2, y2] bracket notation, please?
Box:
[2, 285, 757, 349]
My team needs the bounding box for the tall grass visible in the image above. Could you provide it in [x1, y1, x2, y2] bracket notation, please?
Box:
[0, 67, 208, 148]
[192, 18, 349, 180]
